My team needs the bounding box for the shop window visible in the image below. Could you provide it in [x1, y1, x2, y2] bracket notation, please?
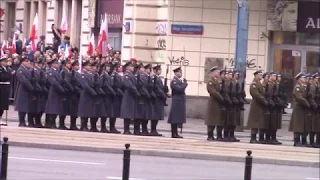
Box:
[24, 2, 31, 36]
[299, 33, 320, 46]
[272, 31, 297, 45]
[306, 51, 320, 73]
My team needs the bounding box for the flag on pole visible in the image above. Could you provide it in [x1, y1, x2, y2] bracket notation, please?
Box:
[102, 13, 109, 56]
[29, 13, 39, 51]
[1, 40, 6, 57]
[78, 55, 82, 73]
[60, 11, 68, 34]
[87, 34, 95, 56]
[96, 18, 105, 55]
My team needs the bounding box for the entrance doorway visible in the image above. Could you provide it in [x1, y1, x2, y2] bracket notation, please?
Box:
[271, 45, 320, 102]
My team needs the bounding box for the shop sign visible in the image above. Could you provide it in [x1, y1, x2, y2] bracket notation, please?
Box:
[297, 2, 320, 33]
[171, 24, 203, 35]
[97, 0, 124, 28]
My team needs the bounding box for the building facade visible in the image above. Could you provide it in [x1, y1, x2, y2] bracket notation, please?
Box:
[121, 0, 320, 102]
[0, 0, 91, 55]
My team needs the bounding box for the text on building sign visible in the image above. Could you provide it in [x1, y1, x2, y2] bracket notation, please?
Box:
[168, 56, 189, 66]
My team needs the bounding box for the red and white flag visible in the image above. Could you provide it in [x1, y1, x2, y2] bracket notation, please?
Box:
[29, 13, 38, 51]
[87, 34, 95, 56]
[102, 13, 109, 56]
[60, 11, 68, 34]
[96, 18, 105, 55]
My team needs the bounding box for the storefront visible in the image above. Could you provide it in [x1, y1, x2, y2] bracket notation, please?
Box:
[94, 0, 124, 51]
[267, 0, 320, 102]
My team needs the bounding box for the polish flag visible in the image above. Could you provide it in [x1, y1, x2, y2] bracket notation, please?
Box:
[29, 13, 39, 51]
[60, 11, 68, 34]
[87, 34, 95, 56]
[96, 18, 105, 55]
[101, 13, 109, 56]
[1, 40, 6, 57]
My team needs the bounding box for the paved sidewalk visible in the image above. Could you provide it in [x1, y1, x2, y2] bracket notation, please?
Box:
[0, 126, 318, 168]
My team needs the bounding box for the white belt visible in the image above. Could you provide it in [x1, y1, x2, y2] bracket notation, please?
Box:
[0, 82, 10, 85]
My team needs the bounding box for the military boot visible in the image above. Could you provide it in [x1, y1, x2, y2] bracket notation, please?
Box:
[314, 133, 320, 148]
[69, 116, 79, 130]
[229, 129, 240, 142]
[206, 126, 215, 141]
[133, 119, 141, 135]
[271, 131, 282, 145]
[44, 114, 50, 128]
[308, 133, 315, 147]
[123, 119, 132, 135]
[301, 136, 308, 147]
[293, 136, 303, 147]
[27, 113, 35, 128]
[141, 120, 149, 136]
[18, 112, 27, 127]
[80, 118, 89, 131]
[258, 131, 265, 144]
[216, 127, 223, 141]
[250, 134, 258, 144]
[90, 118, 99, 132]
[150, 120, 162, 136]
[171, 124, 183, 138]
[223, 128, 230, 142]
[109, 118, 120, 134]
[59, 116, 68, 130]
[100, 118, 109, 133]
[34, 114, 43, 128]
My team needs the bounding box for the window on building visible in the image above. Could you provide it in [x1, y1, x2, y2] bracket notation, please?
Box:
[24, 2, 31, 36]
[5, 2, 16, 38]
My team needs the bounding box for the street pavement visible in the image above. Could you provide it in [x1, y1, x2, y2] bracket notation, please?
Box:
[1, 125, 319, 168]
[8, 147, 320, 180]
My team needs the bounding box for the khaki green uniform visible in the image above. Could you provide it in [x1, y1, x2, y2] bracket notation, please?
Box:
[289, 83, 312, 133]
[313, 82, 320, 132]
[272, 82, 283, 130]
[247, 79, 268, 129]
[205, 77, 224, 126]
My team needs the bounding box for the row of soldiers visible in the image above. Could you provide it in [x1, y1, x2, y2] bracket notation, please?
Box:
[0, 56, 189, 138]
[205, 67, 287, 145]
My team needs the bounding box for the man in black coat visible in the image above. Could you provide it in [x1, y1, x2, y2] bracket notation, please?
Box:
[0, 57, 14, 126]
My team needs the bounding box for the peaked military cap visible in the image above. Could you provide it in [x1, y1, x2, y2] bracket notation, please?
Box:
[173, 67, 182, 73]
[135, 63, 143, 69]
[312, 72, 319, 78]
[253, 70, 263, 76]
[233, 70, 240, 75]
[270, 72, 277, 76]
[90, 62, 98, 66]
[47, 59, 58, 65]
[123, 61, 134, 68]
[20, 57, 30, 63]
[262, 72, 269, 78]
[35, 58, 44, 64]
[104, 62, 113, 67]
[153, 64, 161, 70]
[144, 64, 152, 69]
[295, 72, 306, 80]
[220, 69, 226, 74]
[71, 61, 79, 66]
[82, 61, 90, 67]
[0, 57, 8, 62]
[210, 66, 219, 72]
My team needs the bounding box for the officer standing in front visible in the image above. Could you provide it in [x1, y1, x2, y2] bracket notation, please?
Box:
[0, 57, 14, 126]
[168, 67, 188, 138]
[14, 57, 34, 127]
[289, 72, 312, 147]
[205, 66, 223, 141]
[120, 61, 140, 135]
[150, 64, 166, 136]
[247, 70, 268, 143]
[45, 59, 65, 129]
[35, 58, 48, 128]
[69, 61, 82, 130]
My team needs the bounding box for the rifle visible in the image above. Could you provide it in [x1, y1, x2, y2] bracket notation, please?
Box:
[240, 71, 247, 110]
[30, 69, 38, 101]
[136, 73, 143, 104]
[163, 64, 169, 106]
[220, 76, 226, 111]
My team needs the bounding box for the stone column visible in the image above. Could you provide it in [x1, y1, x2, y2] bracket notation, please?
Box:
[53, 0, 59, 26]
[70, 0, 78, 46]
[62, 0, 68, 35]
[30, 0, 36, 29]
[38, 0, 45, 36]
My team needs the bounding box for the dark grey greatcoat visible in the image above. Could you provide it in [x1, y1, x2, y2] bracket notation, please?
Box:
[28, 68, 42, 113]
[92, 72, 106, 118]
[45, 68, 65, 115]
[60, 68, 74, 115]
[152, 75, 166, 120]
[14, 65, 34, 113]
[120, 71, 139, 119]
[101, 71, 116, 118]
[69, 70, 81, 117]
[135, 73, 150, 120]
[141, 73, 155, 120]
[77, 70, 97, 118]
[0, 65, 12, 110]
[110, 71, 124, 118]
[168, 76, 187, 124]
[37, 68, 49, 113]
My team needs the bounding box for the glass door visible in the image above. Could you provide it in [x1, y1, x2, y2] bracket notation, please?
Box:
[272, 48, 302, 103]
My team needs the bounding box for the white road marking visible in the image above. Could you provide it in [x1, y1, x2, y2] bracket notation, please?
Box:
[306, 178, 320, 180]
[9, 156, 105, 165]
[107, 176, 146, 180]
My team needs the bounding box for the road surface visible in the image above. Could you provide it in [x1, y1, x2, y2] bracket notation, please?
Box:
[7, 147, 319, 180]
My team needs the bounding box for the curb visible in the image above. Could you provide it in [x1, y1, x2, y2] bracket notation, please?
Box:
[8, 141, 319, 168]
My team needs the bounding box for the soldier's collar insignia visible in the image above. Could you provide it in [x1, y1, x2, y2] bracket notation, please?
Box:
[208, 82, 212, 85]
[252, 84, 256, 88]
[296, 87, 300, 91]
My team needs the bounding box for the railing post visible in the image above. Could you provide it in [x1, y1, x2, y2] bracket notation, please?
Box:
[0, 137, 9, 180]
[122, 144, 131, 180]
[244, 150, 252, 180]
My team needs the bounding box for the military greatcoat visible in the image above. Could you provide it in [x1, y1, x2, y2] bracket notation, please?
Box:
[120, 71, 139, 119]
[37, 68, 49, 113]
[0, 65, 12, 110]
[247, 79, 269, 129]
[205, 77, 224, 126]
[313, 82, 320, 132]
[92, 72, 106, 118]
[14, 65, 35, 113]
[152, 75, 166, 120]
[77, 70, 97, 118]
[69, 70, 81, 117]
[289, 82, 311, 133]
[101, 71, 116, 118]
[110, 71, 124, 118]
[227, 79, 239, 126]
[168, 76, 187, 125]
[45, 68, 65, 115]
